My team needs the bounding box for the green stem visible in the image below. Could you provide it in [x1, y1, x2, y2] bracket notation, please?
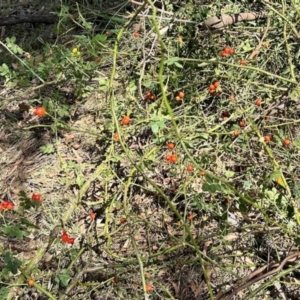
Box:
[0, 41, 44, 83]
[20, 269, 57, 300]
[181, 57, 297, 84]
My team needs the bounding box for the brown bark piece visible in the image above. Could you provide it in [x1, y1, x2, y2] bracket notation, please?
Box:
[203, 11, 268, 30]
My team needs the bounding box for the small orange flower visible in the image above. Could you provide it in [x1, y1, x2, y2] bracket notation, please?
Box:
[178, 91, 185, 99]
[167, 142, 175, 150]
[233, 130, 239, 137]
[255, 98, 262, 106]
[186, 165, 194, 172]
[170, 154, 177, 163]
[28, 279, 35, 286]
[121, 116, 130, 125]
[165, 153, 172, 162]
[239, 120, 245, 128]
[145, 283, 153, 292]
[120, 217, 127, 224]
[113, 133, 119, 141]
[89, 212, 96, 219]
[213, 81, 220, 88]
[111, 277, 118, 284]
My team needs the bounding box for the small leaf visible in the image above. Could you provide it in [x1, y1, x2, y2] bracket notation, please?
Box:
[20, 218, 40, 229]
[293, 140, 300, 149]
[199, 133, 209, 140]
[4, 253, 22, 274]
[174, 62, 183, 68]
[290, 87, 300, 101]
[225, 170, 234, 178]
[93, 34, 107, 43]
[164, 57, 180, 66]
[0, 287, 9, 299]
[150, 123, 159, 133]
[269, 170, 282, 181]
[55, 269, 70, 287]
[40, 143, 55, 154]
[2, 225, 30, 239]
[202, 183, 222, 193]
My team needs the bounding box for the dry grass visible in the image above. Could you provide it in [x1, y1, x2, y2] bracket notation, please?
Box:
[1, 1, 300, 300]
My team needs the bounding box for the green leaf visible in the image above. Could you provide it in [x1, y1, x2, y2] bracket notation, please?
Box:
[174, 62, 183, 68]
[0, 287, 9, 300]
[126, 80, 137, 93]
[156, 120, 166, 129]
[202, 183, 222, 193]
[150, 123, 159, 133]
[40, 143, 55, 154]
[2, 225, 30, 239]
[93, 34, 107, 43]
[55, 269, 70, 287]
[19, 190, 41, 210]
[199, 133, 209, 140]
[290, 87, 300, 101]
[293, 140, 300, 149]
[4, 253, 22, 274]
[265, 188, 278, 200]
[225, 170, 234, 178]
[269, 170, 282, 181]
[0, 63, 10, 76]
[70, 249, 79, 261]
[20, 218, 40, 229]
[164, 57, 181, 66]
[143, 81, 153, 88]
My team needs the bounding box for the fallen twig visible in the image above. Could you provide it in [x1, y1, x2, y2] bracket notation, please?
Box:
[200, 11, 268, 31]
[215, 251, 300, 300]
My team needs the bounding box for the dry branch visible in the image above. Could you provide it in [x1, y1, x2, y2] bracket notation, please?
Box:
[202, 11, 268, 30]
[0, 14, 58, 26]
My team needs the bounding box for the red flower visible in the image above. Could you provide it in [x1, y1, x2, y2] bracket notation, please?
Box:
[5, 202, 14, 210]
[61, 231, 75, 244]
[1, 200, 14, 210]
[89, 212, 96, 219]
[32, 193, 42, 201]
[66, 237, 75, 244]
[61, 232, 69, 243]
